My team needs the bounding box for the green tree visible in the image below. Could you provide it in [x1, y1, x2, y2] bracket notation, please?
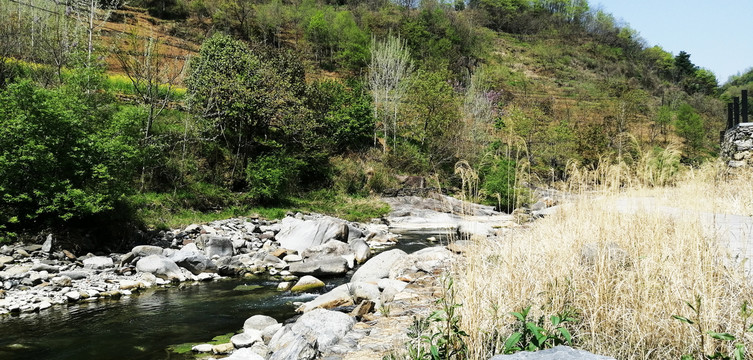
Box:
[675, 103, 705, 162]
[0, 79, 138, 233]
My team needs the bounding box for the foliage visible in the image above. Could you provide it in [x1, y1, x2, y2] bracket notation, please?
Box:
[480, 157, 523, 212]
[674, 297, 753, 360]
[245, 152, 304, 203]
[0, 78, 138, 233]
[404, 277, 468, 360]
[675, 104, 706, 163]
[502, 306, 576, 354]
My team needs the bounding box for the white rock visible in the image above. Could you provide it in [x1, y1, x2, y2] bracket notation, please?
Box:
[351, 249, 407, 283]
[192, 344, 213, 353]
[231, 329, 263, 348]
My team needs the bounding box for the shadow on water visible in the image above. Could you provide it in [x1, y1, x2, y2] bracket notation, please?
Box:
[0, 232, 449, 360]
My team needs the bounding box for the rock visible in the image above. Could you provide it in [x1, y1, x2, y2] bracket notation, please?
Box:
[171, 245, 216, 275]
[65, 291, 80, 301]
[262, 323, 283, 343]
[83, 256, 114, 270]
[301, 240, 352, 259]
[212, 342, 235, 354]
[51, 276, 72, 287]
[288, 256, 348, 276]
[244, 314, 279, 332]
[351, 249, 407, 283]
[31, 263, 60, 273]
[447, 240, 472, 254]
[389, 247, 453, 280]
[0, 256, 13, 266]
[259, 255, 287, 270]
[118, 280, 143, 290]
[231, 329, 263, 348]
[205, 237, 234, 258]
[136, 255, 185, 281]
[350, 300, 375, 317]
[296, 284, 354, 313]
[1, 265, 31, 278]
[225, 347, 266, 360]
[277, 282, 291, 291]
[377, 278, 408, 292]
[268, 309, 356, 360]
[275, 217, 349, 254]
[346, 225, 364, 242]
[42, 234, 53, 253]
[489, 346, 616, 360]
[282, 254, 302, 263]
[350, 282, 381, 305]
[38, 301, 52, 310]
[350, 239, 371, 264]
[458, 220, 494, 237]
[131, 245, 164, 258]
[192, 344, 213, 352]
[62, 250, 77, 260]
[58, 271, 89, 280]
[290, 276, 325, 292]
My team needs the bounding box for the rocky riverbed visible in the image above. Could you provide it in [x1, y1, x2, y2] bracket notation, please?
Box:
[0, 212, 398, 317]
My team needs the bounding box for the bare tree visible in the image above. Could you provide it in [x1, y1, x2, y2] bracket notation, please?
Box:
[367, 34, 413, 153]
[114, 32, 184, 141]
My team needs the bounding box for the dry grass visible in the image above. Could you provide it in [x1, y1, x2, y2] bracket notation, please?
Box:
[455, 162, 753, 359]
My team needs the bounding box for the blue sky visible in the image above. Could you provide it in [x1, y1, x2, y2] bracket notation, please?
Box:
[595, 0, 753, 84]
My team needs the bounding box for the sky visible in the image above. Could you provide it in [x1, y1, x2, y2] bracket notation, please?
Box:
[595, 0, 753, 84]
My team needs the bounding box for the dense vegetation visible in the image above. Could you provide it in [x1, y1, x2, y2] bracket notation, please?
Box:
[0, 0, 736, 246]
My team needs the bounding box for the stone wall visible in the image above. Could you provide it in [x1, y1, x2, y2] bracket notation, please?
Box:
[721, 124, 753, 167]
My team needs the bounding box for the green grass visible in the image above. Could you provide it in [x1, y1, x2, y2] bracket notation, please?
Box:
[167, 332, 235, 355]
[130, 187, 390, 230]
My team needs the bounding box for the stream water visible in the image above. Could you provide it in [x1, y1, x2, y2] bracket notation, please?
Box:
[0, 232, 449, 360]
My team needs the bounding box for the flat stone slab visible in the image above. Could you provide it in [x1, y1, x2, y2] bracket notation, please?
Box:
[490, 346, 616, 360]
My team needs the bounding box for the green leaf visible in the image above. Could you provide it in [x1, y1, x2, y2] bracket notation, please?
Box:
[430, 345, 440, 359]
[708, 332, 736, 341]
[503, 332, 522, 353]
[550, 315, 561, 326]
[559, 327, 573, 344]
[734, 344, 745, 360]
[673, 315, 695, 324]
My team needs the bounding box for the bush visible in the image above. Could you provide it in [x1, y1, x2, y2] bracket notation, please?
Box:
[480, 157, 526, 211]
[245, 152, 304, 203]
[0, 80, 138, 234]
[331, 156, 368, 195]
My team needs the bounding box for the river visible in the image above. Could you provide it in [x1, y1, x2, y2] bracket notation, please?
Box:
[0, 232, 447, 360]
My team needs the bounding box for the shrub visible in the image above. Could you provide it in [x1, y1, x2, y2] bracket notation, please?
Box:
[245, 152, 304, 203]
[480, 157, 526, 211]
[0, 80, 138, 233]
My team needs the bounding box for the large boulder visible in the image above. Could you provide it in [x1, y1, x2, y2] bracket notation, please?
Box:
[389, 246, 453, 280]
[205, 237, 234, 258]
[136, 255, 185, 281]
[490, 346, 616, 360]
[171, 244, 216, 275]
[276, 217, 348, 254]
[350, 249, 407, 283]
[296, 284, 354, 313]
[268, 309, 355, 360]
[288, 256, 348, 276]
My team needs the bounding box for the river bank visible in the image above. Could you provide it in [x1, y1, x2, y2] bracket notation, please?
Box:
[0, 192, 539, 359]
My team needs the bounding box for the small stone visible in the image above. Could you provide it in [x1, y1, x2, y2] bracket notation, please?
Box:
[212, 342, 234, 354]
[282, 254, 302, 263]
[65, 291, 80, 302]
[192, 344, 213, 353]
[62, 250, 76, 260]
[350, 300, 375, 317]
[290, 275, 325, 292]
[277, 282, 291, 291]
[244, 314, 279, 333]
[231, 329, 263, 348]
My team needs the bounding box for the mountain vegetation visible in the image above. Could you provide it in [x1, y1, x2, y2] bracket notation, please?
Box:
[0, 0, 735, 246]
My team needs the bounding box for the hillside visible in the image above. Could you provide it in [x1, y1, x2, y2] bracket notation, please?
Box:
[0, 0, 733, 245]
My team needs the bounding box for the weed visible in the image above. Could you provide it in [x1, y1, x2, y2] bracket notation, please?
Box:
[674, 297, 753, 360]
[502, 305, 576, 354]
[404, 277, 468, 360]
